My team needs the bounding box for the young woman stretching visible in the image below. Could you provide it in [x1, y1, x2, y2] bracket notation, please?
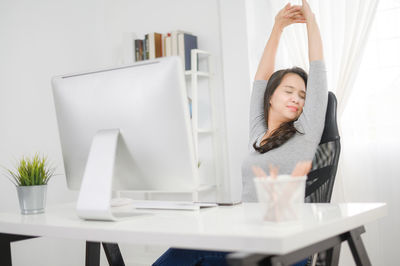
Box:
[241, 0, 327, 202]
[153, 1, 327, 265]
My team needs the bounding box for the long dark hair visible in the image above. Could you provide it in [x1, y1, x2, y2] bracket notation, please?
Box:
[253, 67, 308, 154]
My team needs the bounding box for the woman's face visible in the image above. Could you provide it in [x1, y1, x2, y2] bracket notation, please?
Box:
[269, 73, 306, 122]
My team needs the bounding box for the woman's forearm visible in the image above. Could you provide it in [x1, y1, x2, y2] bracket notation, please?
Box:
[254, 23, 284, 80]
[306, 14, 323, 62]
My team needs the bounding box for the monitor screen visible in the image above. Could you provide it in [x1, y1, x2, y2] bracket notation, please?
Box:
[52, 56, 197, 193]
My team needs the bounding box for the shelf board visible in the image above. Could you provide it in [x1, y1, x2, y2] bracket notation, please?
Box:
[192, 49, 211, 56]
[197, 184, 217, 191]
[197, 128, 213, 134]
[185, 71, 210, 77]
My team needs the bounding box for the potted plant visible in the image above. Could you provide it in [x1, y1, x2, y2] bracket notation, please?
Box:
[4, 154, 55, 214]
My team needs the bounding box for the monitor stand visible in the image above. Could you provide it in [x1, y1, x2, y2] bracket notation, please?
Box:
[76, 129, 120, 221]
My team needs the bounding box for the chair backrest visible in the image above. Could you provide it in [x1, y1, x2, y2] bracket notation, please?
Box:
[305, 92, 341, 203]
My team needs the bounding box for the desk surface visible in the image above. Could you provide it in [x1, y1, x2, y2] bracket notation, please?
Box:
[0, 202, 386, 254]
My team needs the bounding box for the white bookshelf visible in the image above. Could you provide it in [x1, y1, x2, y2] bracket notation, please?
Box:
[185, 49, 218, 203]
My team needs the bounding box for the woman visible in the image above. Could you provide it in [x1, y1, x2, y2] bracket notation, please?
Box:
[153, 1, 326, 265]
[242, 0, 327, 200]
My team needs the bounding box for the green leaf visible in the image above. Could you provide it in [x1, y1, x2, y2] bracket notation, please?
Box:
[3, 153, 56, 186]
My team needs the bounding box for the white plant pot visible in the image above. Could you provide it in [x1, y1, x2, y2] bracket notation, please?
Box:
[16, 185, 47, 215]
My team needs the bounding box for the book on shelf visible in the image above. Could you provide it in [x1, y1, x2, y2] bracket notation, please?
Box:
[170, 30, 192, 57]
[154, 32, 163, 58]
[161, 33, 167, 57]
[135, 39, 144, 61]
[144, 32, 162, 60]
[133, 30, 199, 71]
[164, 33, 172, 57]
[143, 35, 148, 60]
[178, 33, 198, 71]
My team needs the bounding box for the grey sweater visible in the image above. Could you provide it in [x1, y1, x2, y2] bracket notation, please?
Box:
[241, 60, 328, 202]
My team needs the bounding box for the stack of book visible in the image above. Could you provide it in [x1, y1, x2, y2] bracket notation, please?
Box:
[135, 30, 198, 71]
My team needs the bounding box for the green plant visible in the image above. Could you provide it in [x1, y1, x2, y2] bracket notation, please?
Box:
[4, 154, 56, 186]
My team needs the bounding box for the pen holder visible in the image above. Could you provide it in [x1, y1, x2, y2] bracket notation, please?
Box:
[253, 175, 306, 222]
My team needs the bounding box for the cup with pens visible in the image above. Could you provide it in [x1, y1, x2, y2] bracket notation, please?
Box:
[252, 161, 311, 222]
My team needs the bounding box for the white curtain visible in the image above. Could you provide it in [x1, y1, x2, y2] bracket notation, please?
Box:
[339, 1, 400, 264]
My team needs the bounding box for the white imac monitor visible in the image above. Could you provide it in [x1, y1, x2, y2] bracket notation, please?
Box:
[52, 56, 198, 220]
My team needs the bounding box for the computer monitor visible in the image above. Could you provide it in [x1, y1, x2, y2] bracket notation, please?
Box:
[52, 56, 198, 220]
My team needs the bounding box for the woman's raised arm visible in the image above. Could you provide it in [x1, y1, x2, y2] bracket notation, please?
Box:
[254, 3, 306, 81]
[302, 0, 323, 62]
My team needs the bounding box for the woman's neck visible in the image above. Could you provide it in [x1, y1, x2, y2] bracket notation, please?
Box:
[267, 113, 284, 136]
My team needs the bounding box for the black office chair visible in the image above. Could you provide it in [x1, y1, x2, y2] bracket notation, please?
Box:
[305, 91, 341, 266]
[305, 91, 340, 204]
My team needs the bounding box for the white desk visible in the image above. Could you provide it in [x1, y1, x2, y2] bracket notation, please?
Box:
[0, 202, 387, 266]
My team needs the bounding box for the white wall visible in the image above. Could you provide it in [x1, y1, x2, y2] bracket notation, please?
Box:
[0, 0, 105, 264]
[218, 0, 251, 203]
[0, 0, 251, 265]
